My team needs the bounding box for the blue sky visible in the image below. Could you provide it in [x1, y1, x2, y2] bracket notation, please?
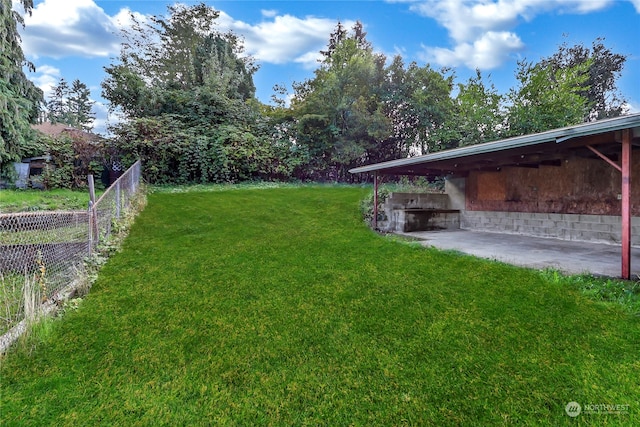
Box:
[15, 0, 640, 135]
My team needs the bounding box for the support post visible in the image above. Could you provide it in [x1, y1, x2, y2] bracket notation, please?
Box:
[115, 181, 121, 219]
[621, 129, 631, 279]
[87, 174, 99, 248]
[88, 201, 93, 256]
[373, 172, 379, 230]
[88, 174, 96, 205]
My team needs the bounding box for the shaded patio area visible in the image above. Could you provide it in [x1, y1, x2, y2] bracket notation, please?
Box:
[351, 114, 640, 279]
[398, 229, 640, 278]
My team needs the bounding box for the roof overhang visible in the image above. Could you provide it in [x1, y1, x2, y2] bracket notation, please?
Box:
[349, 113, 640, 177]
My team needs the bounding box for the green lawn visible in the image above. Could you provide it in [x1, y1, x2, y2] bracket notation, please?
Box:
[0, 188, 101, 213]
[1, 186, 638, 425]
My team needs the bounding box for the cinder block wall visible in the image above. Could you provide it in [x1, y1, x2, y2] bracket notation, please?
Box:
[385, 193, 450, 210]
[443, 162, 640, 245]
[461, 211, 640, 245]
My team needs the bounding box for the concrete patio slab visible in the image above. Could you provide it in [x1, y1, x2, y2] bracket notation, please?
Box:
[398, 229, 640, 278]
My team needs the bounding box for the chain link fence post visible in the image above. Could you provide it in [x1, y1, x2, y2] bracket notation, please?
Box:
[1, 161, 142, 339]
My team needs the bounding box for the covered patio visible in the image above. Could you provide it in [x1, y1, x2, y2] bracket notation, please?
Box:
[350, 114, 640, 279]
[399, 229, 640, 277]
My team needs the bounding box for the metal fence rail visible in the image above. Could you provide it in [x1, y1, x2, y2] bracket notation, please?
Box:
[91, 160, 142, 249]
[0, 160, 142, 336]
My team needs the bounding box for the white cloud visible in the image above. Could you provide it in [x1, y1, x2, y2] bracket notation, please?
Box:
[261, 9, 278, 18]
[569, 0, 613, 13]
[112, 7, 148, 30]
[402, 0, 619, 69]
[217, 12, 350, 68]
[629, 0, 640, 12]
[293, 51, 324, 69]
[623, 100, 638, 114]
[31, 65, 61, 98]
[18, 0, 124, 58]
[18, 0, 346, 70]
[91, 100, 121, 136]
[406, 0, 615, 42]
[421, 31, 524, 69]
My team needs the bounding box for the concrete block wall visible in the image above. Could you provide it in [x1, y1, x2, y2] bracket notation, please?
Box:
[385, 193, 450, 210]
[444, 177, 466, 210]
[461, 211, 640, 245]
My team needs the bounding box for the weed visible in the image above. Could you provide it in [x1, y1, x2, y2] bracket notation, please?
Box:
[22, 274, 41, 323]
[58, 298, 82, 317]
[0, 274, 23, 335]
[541, 269, 640, 316]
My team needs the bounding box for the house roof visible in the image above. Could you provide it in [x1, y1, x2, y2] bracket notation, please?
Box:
[349, 113, 640, 176]
[32, 122, 78, 137]
[32, 122, 99, 141]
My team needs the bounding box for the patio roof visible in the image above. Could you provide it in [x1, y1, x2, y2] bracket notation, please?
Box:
[351, 113, 640, 279]
[349, 113, 640, 176]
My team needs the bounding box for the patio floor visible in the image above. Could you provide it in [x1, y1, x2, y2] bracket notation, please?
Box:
[398, 229, 640, 279]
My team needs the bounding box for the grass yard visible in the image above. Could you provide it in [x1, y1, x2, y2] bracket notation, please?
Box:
[1, 186, 638, 425]
[0, 188, 102, 213]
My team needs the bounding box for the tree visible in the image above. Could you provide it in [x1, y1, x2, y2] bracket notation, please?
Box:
[540, 39, 627, 120]
[0, 0, 44, 168]
[102, 2, 269, 184]
[47, 78, 69, 124]
[289, 21, 460, 180]
[382, 58, 456, 155]
[452, 70, 505, 146]
[68, 79, 95, 131]
[47, 78, 95, 131]
[506, 59, 591, 136]
[291, 22, 391, 180]
[102, 2, 256, 120]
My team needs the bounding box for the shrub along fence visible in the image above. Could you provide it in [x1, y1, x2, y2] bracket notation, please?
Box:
[0, 160, 142, 341]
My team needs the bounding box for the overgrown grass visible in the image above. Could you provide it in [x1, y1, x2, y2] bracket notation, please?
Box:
[0, 273, 26, 335]
[1, 187, 638, 425]
[541, 269, 640, 317]
[0, 188, 103, 213]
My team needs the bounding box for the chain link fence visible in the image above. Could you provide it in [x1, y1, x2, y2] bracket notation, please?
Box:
[1, 160, 142, 337]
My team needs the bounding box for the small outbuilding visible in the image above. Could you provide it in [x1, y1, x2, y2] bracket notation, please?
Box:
[350, 113, 640, 279]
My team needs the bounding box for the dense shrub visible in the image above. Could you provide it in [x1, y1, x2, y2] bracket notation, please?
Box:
[40, 133, 104, 189]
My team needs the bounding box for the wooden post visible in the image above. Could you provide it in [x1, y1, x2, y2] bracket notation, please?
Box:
[621, 129, 631, 279]
[87, 201, 93, 255]
[373, 172, 379, 230]
[88, 174, 96, 205]
[87, 175, 99, 248]
[115, 181, 121, 219]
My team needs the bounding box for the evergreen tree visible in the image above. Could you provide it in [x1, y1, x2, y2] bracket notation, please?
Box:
[47, 78, 69, 124]
[292, 21, 391, 180]
[47, 78, 95, 131]
[0, 0, 44, 166]
[68, 79, 95, 131]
